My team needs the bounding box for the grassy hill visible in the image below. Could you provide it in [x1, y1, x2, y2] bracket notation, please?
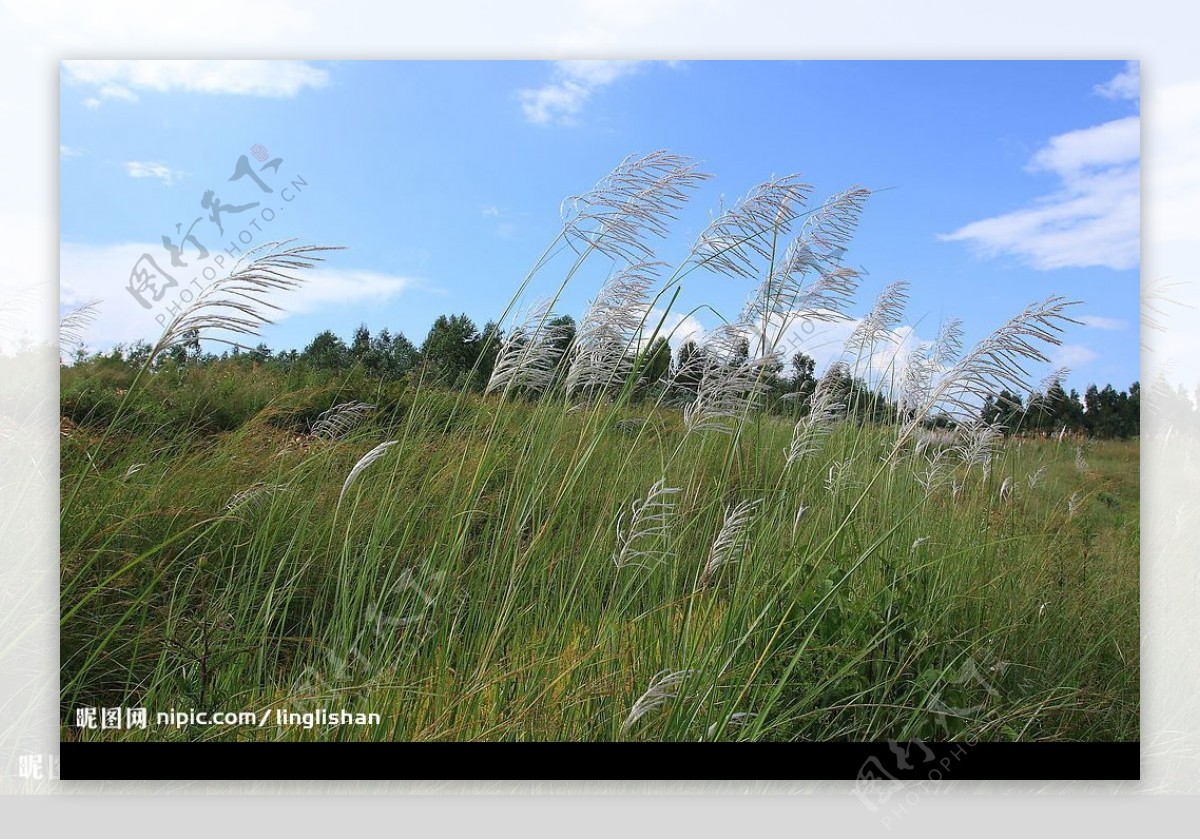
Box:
[61, 361, 1138, 742]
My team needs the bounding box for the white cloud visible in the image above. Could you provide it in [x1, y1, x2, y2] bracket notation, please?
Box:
[1028, 115, 1140, 175]
[97, 82, 139, 104]
[63, 60, 329, 108]
[519, 79, 591, 126]
[481, 205, 501, 217]
[1078, 314, 1128, 330]
[789, 317, 924, 382]
[556, 59, 643, 87]
[940, 115, 1140, 271]
[640, 308, 706, 351]
[1094, 61, 1140, 101]
[123, 161, 184, 186]
[518, 60, 651, 125]
[59, 144, 84, 159]
[286, 269, 423, 314]
[59, 241, 423, 351]
[1054, 343, 1099, 369]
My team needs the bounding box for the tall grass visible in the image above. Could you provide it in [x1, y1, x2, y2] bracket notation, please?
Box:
[60, 155, 1138, 742]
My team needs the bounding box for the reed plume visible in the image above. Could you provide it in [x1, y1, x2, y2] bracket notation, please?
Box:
[689, 174, 813, 279]
[699, 498, 761, 587]
[845, 280, 910, 358]
[310, 401, 375, 440]
[59, 299, 101, 357]
[612, 478, 680, 570]
[784, 376, 845, 467]
[909, 295, 1079, 430]
[682, 324, 776, 435]
[561, 151, 710, 262]
[150, 240, 341, 365]
[565, 262, 660, 396]
[338, 440, 398, 508]
[620, 668, 692, 735]
[486, 300, 572, 397]
[899, 317, 963, 417]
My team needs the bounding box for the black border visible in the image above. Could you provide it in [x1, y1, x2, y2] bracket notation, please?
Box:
[60, 741, 1138, 781]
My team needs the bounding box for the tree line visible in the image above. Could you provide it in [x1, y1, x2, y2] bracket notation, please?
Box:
[78, 312, 1138, 439]
[981, 380, 1139, 439]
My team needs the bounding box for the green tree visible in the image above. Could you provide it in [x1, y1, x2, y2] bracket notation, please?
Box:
[673, 340, 704, 394]
[250, 342, 272, 364]
[351, 323, 372, 364]
[1065, 388, 1085, 432]
[547, 315, 576, 383]
[638, 336, 672, 385]
[790, 351, 817, 414]
[352, 327, 418, 379]
[420, 313, 481, 386]
[982, 389, 1025, 431]
[302, 330, 349, 371]
[124, 340, 153, 368]
[1124, 381, 1140, 437]
[1083, 384, 1100, 436]
[164, 328, 201, 368]
[476, 320, 503, 387]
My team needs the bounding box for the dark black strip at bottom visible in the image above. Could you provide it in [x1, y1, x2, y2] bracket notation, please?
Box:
[61, 740, 1138, 781]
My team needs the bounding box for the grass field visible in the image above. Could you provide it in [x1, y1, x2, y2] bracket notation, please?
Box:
[60, 365, 1138, 742]
[59, 157, 1139, 743]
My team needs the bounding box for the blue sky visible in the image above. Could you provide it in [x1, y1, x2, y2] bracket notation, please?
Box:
[59, 60, 1140, 393]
